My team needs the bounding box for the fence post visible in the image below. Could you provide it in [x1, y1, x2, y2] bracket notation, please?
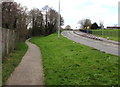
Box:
[0, 27, 2, 60]
[0, 28, 1, 87]
[6, 29, 9, 54]
[0, 4, 2, 86]
[13, 30, 15, 50]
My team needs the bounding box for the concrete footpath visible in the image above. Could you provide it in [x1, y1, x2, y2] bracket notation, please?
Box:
[5, 40, 44, 85]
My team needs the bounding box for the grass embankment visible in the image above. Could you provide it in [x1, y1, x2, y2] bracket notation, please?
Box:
[92, 29, 120, 42]
[30, 33, 119, 85]
[2, 42, 28, 85]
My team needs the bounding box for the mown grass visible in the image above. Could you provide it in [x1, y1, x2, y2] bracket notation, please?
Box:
[2, 42, 28, 85]
[92, 29, 120, 42]
[30, 33, 119, 85]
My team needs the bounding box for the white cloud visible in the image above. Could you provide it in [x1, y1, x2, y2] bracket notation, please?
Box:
[60, 0, 119, 28]
[14, 0, 119, 28]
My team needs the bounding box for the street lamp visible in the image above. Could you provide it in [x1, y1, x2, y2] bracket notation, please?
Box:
[58, 0, 60, 39]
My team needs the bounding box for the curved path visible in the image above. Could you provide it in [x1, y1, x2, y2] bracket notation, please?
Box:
[5, 40, 44, 85]
[62, 31, 119, 56]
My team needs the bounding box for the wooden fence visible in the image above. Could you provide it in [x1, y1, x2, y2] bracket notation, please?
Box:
[0, 27, 19, 59]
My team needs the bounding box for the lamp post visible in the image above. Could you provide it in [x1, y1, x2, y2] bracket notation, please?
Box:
[58, 0, 60, 39]
[118, 1, 120, 56]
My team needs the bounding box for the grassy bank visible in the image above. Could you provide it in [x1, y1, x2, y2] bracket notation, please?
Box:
[2, 42, 28, 85]
[30, 33, 119, 85]
[92, 29, 120, 42]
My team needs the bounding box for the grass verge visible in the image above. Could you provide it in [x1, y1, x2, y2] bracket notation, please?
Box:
[92, 29, 120, 42]
[30, 33, 119, 85]
[2, 42, 28, 85]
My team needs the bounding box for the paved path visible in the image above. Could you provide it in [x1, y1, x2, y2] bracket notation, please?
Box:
[62, 31, 119, 56]
[5, 40, 44, 85]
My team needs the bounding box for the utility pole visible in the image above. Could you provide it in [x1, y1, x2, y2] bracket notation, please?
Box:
[118, 1, 120, 27]
[0, 2, 2, 87]
[45, 7, 48, 35]
[58, 0, 60, 39]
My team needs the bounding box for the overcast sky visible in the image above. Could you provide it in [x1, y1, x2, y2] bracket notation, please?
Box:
[14, 0, 119, 28]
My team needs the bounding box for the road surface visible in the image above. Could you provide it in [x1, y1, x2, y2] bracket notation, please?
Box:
[62, 31, 119, 56]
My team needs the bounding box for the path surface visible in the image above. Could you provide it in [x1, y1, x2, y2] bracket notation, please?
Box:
[62, 31, 119, 56]
[5, 40, 44, 85]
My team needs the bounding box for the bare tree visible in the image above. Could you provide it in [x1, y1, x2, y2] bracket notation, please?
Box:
[42, 5, 64, 35]
[65, 25, 71, 29]
[47, 8, 58, 34]
[29, 8, 44, 36]
[2, 2, 28, 40]
[18, 6, 28, 40]
[2, 2, 18, 29]
[42, 5, 50, 35]
[78, 19, 91, 29]
[99, 21, 104, 29]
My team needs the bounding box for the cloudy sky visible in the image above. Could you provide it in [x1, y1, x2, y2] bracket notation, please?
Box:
[14, 0, 119, 28]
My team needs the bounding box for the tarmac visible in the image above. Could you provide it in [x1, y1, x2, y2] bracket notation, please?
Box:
[62, 31, 119, 56]
[73, 31, 120, 45]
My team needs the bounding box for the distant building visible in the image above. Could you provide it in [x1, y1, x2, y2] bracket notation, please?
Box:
[107, 26, 120, 29]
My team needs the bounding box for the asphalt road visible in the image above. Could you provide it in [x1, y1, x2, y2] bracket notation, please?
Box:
[62, 31, 119, 56]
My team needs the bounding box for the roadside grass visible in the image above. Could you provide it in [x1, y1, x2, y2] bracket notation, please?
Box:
[30, 33, 119, 85]
[92, 29, 120, 42]
[2, 42, 28, 85]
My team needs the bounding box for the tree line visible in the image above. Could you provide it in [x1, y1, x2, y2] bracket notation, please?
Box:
[2, 2, 64, 40]
[65, 19, 104, 30]
[78, 19, 104, 29]
[2, 2, 28, 40]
